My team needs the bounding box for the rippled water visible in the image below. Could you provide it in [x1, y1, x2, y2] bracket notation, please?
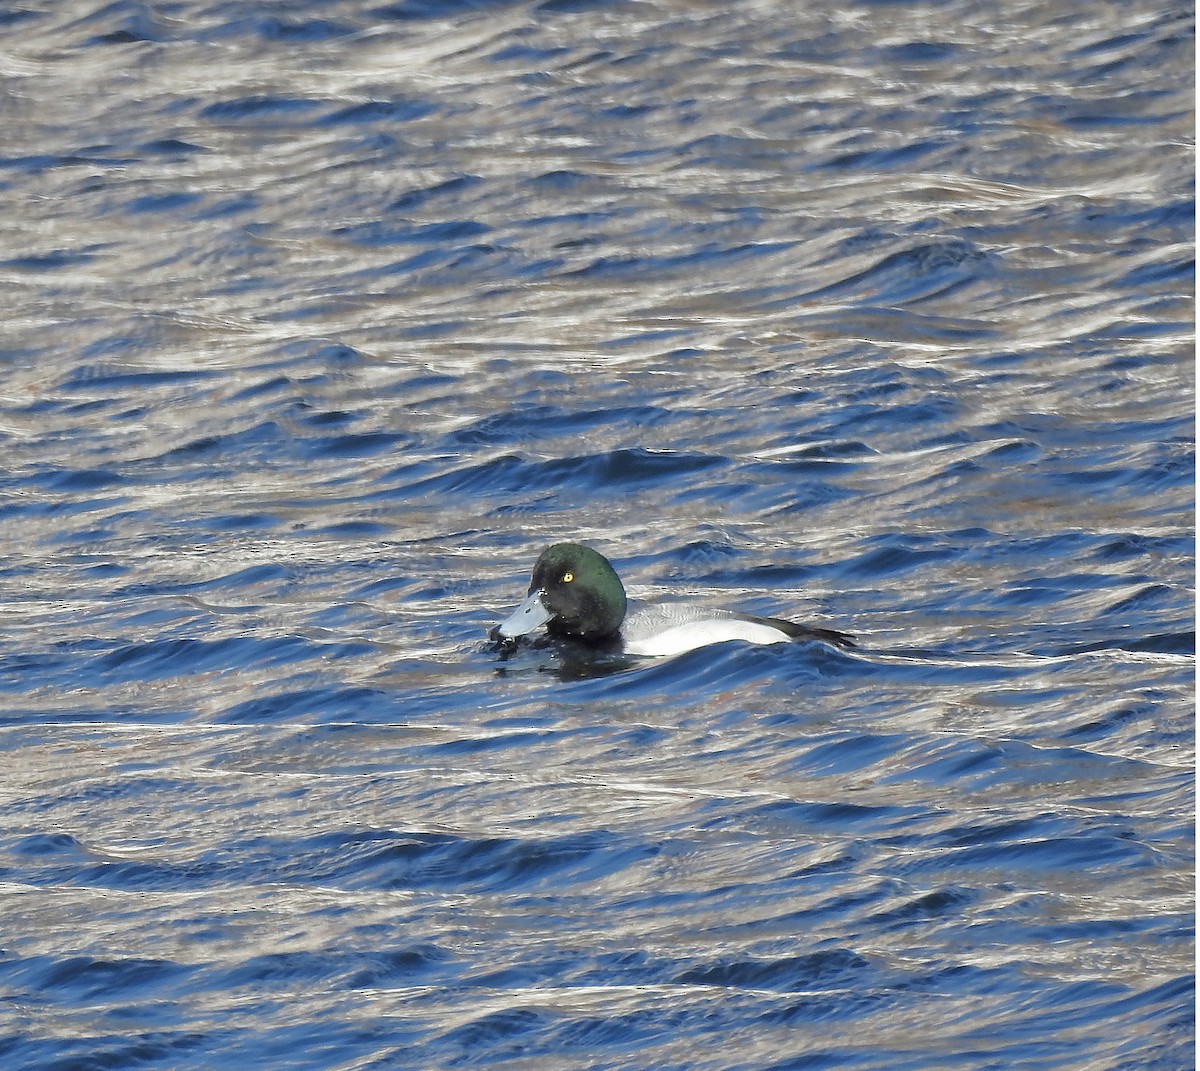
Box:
[0, 0, 1194, 1068]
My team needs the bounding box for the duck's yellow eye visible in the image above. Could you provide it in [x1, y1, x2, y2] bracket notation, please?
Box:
[562, 571, 574, 583]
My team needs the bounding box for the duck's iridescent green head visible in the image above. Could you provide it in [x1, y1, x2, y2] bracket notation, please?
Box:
[494, 543, 627, 643]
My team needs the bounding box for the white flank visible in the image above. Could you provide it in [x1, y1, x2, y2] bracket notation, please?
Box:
[623, 618, 790, 658]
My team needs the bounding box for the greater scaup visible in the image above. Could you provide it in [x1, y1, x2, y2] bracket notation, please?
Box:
[490, 542, 854, 657]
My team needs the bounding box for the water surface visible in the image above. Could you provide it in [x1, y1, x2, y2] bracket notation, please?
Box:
[0, 0, 1193, 1068]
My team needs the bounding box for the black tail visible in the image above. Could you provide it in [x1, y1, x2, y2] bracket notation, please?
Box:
[736, 613, 856, 649]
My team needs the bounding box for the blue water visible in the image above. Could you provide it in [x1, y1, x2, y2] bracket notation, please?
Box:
[0, 0, 1193, 1068]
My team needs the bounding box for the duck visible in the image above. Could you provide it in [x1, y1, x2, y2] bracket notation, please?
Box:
[489, 542, 854, 658]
